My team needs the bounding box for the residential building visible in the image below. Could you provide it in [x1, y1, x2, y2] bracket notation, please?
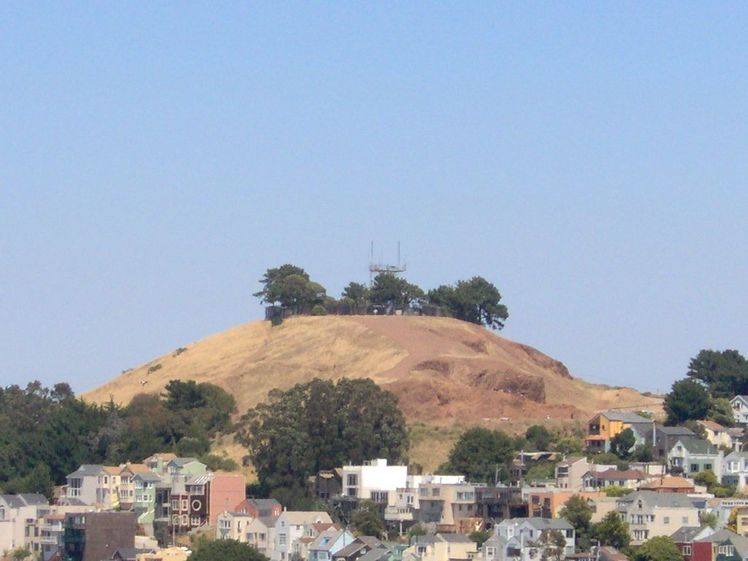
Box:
[0, 494, 50, 555]
[309, 469, 343, 500]
[309, 528, 356, 561]
[144, 454, 178, 476]
[133, 472, 162, 526]
[405, 534, 477, 561]
[585, 411, 651, 452]
[694, 529, 748, 561]
[474, 486, 527, 523]
[416, 483, 481, 533]
[647, 426, 697, 459]
[670, 526, 715, 561]
[723, 452, 748, 490]
[333, 537, 384, 561]
[63, 511, 137, 561]
[639, 476, 696, 494]
[525, 491, 603, 519]
[700, 421, 741, 451]
[668, 439, 723, 477]
[217, 512, 253, 542]
[731, 397, 748, 426]
[119, 463, 151, 509]
[272, 511, 333, 561]
[64, 465, 120, 508]
[617, 491, 699, 545]
[234, 498, 282, 518]
[735, 507, 748, 538]
[342, 459, 408, 506]
[555, 457, 615, 491]
[581, 469, 649, 491]
[492, 518, 575, 561]
[244, 516, 278, 556]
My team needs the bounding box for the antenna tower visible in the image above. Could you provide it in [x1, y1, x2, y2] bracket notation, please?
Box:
[369, 241, 407, 285]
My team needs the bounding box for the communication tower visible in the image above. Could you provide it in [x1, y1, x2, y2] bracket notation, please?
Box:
[369, 242, 406, 285]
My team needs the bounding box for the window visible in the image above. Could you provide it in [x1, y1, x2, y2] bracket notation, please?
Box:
[690, 464, 699, 473]
[705, 464, 712, 471]
[486, 547, 496, 557]
[347, 474, 358, 486]
[279, 534, 287, 545]
[191, 516, 200, 526]
[431, 488, 440, 497]
[683, 546, 692, 555]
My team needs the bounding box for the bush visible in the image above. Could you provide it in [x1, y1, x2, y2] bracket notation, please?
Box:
[311, 304, 328, 316]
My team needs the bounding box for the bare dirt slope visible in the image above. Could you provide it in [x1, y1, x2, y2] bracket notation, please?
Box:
[84, 315, 661, 426]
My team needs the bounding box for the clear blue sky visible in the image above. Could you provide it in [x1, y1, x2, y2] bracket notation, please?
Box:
[2, 3, 747, 395]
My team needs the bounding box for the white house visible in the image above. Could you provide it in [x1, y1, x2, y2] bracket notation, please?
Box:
[272, 511, 333, 561]
[64, 465, 120, 507]
[731, 396, 748, 425]
[342, 459, 407, 506]
[0, 494, 50, 556]
[494, 518, 575, 560]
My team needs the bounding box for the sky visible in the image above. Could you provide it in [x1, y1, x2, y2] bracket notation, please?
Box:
[1, 3, 747, 395]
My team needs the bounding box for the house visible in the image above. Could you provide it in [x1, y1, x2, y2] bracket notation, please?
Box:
[694, 529, 748, 561]
[132, 472, 162, 526]
[244, 516, 278, 557]
[272, 510, 333, 561]
[647, 426, 697, 459]
[668, 439, 724, 477]
[144, 453, 178, 475]
[555, 457, 615, 491]
[342, 459, 408, 506]
[617, 491, 699, 545]
[217, 512, 253, 541]
[309, 469, 344, 500]
[525, 490, 603, 519]
[700, 421, 741, 451]
[63, 511, 137, 561]
[119, 464, 151, 509]
[491, 518, 575, 561]
[474, 486, 527, 522]
[405, 534, 477, 561]
[416, 483, 481, 533]
[585, 411, 651, 452]
[723, 452, 748, 491]
[333, 536, 384, 561]
[0, 494, 50, 555]
[64, 465, 120, 508]
[671, 526, 717, 561]
[639, 476, 696, 494]
[234, 498, 282, 518]
[165, 458, 207, 479]
[308, 528, 356, 561]
[598, 547, 630, 561]
[39, 513, 66, 561]
[581, 469, 649, 491]
[731, 397, 748, 426]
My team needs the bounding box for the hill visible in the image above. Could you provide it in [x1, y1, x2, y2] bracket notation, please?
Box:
[84, 316, 661, 470]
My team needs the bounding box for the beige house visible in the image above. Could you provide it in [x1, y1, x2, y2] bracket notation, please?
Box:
[617, 491, 699, 545]
[217, 511, 253, 541]
[700, 421, 743, 451]
[403, 534, 477, 561]
[555, 457, 615, 491]
[416, 483, 481, 532]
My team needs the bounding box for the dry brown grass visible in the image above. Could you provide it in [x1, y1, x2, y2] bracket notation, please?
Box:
[84, 315, 662, 470]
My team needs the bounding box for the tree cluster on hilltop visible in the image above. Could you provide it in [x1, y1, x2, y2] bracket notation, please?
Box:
[254, 263, 509, 329]
[0, 379, 237, 497]
[664, 348, 747, 426]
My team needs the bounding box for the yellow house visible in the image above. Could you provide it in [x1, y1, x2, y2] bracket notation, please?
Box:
[586, 411, 650, 452]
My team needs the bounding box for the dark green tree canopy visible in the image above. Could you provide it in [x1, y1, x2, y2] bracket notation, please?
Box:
[350, 500, 385, 537]
[428, 276, 508, 329]
[237, 378, 408, 493]
[369, 273, 424, 310]
[687, 349, 748, 397]
[632, 536, 684, 561]
[341, 282, 370, 308]
[191, 539, 269, 561]
[254, 264, 327, 311]
[591, 511, 630, 550]
[441, 427, 516, 483]
[610, 428, 636, 459]
[664, 378, 710, 425]
[525, 425, 552, 451]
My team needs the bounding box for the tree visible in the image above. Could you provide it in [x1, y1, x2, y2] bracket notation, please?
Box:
[525, 425, 552, 451]
[253, 265, 326, 312]
[664, 379, 710, 425]
[632, 536, 683, 561]
[350, 500, 385, 537]
[559, 495, 592, 536]
[190, 539, 269, 561]
[708, 397, 735, 427]
[591, 511, 630, 549]
[610, 428, 636, 459]
[532, 530, 566, 561]
[687, 349, 748, 398]
[369, 273, 424, 310]
[699, 511, 718, 529]
[341, 282, 370, 312]
[469, 530, 491, 546]
[441, 427, 516, 483]
[553, 436, 583, 455]
[428, 277, 508, 329]
[237, 378, 408, 494]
